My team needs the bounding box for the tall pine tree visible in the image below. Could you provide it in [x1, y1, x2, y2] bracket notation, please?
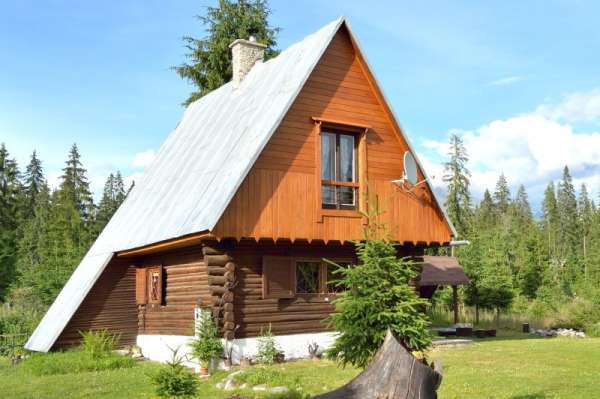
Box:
[23, 150, 45, 218]
[556, 166, 580, 285]
[493, 173, 511, 215]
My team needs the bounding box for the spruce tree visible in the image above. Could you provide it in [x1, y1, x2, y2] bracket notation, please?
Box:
[442, 133, 472, 236]
[0, 144, 22, 300]
[174, 0, 280, 106]
[578, 184, 594, 279]
[556, 166, 580, 283]
[493, 173, 511, 215]
[23, 150, 45, 217]
[514, 184, 533, 225]
[542, 182, 559, 259]
[94, 171, 127, 236]
[61, 144, 94, 224]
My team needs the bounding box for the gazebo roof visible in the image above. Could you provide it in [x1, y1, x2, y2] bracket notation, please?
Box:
[419, 256, 470, 286]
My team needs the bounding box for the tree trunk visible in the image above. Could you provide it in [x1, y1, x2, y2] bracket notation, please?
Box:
[496, 308, 500, 328]
[314, 330, 442, 399]
[475, 304, 480, 325]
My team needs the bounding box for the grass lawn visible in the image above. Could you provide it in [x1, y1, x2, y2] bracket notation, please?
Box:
[431, 333, 600, 399]
[2, 332, 600, 398]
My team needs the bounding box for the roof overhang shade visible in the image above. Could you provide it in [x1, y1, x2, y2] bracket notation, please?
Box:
[418, 256, 470, 286]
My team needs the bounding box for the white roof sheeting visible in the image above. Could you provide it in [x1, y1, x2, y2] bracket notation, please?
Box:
[26, 16, 456, 352]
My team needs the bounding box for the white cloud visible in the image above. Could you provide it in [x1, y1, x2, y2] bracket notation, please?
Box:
[421, 89, 600, 204]
[132, 149, 156, 169]
[535, 88, 600, 124]
[488, 76, 524, 86]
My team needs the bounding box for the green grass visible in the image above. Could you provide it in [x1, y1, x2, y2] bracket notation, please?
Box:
[431, 332, 600, 399]
[2, 334, 600, 398]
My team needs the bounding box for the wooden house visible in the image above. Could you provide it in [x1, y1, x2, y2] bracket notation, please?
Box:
[26, 17, 465, 363]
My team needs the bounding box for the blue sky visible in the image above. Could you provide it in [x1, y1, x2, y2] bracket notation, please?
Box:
[2, 0, 600, 211]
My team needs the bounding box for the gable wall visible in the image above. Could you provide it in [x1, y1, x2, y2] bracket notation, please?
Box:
[213, 27, 452, 244]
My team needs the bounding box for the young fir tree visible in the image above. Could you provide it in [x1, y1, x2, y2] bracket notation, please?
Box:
[23, 150, 45, 218]
[493, 173, 511, 215]
[478, 189, 496, 228]
[174, 0, 280, 106]
[0, 144, 23, 300]
[61, 144, 94, 225]
[514, 184, 533, 226]
[442, 133, 472, 236]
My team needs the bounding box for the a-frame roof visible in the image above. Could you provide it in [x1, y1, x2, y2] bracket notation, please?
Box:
[26, 17, 455, 352]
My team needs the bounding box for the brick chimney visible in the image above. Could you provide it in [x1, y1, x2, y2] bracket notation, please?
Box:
[229, 36, 267, 86]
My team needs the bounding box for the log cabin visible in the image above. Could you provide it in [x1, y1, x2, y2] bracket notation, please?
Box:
[25, 17, 467, 364]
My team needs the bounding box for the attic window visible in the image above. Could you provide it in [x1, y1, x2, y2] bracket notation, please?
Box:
[321, 130, 358, 210]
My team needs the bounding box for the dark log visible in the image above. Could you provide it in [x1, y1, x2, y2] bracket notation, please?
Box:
[208, 266, 226, 275]
[202, 246, 222, 256]
[222, 291, 234, 303]
[224, 271, 235, 282]
[223, 312, 234, 322]
[204, 255, 232, 266]
[224, 262, 236, 272]
[209, 286, 227, 295]
[224, 330, 235, 340]
[208, 276, 227, 285]
[314, 330, 442, 399]
[223, 302, 234, 312]
[223, 321, 235, 331]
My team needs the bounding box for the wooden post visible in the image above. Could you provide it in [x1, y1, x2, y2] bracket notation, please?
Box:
[452, 285, 459, 325]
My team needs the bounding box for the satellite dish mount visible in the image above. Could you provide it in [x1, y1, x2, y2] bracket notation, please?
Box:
[391, 151, 428, 193]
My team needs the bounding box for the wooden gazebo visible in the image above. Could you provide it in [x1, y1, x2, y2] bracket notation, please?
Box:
[418, 256, 470, 324]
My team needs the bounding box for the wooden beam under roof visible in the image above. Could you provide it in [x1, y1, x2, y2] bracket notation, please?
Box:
[116, 231, 214, 258]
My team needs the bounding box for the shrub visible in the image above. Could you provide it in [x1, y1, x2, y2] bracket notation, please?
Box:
[151, 347, 198, 398]
[232, 367, 296, 387]
[553, 298, 600, 330]
[80, 329, 120, 358]
[20, 350, 135, 376]
[190, 310, 223, 368]
[585, 322, 600, 337]
[256, 324, 280, 364]
[326, 238, 431, 368]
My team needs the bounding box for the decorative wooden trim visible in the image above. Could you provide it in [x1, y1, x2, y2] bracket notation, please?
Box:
[311, 116, 371, 130]
[116, 231, 213, 258]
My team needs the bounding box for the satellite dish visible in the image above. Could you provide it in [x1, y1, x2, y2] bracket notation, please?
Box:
[403, 151, 418, 186]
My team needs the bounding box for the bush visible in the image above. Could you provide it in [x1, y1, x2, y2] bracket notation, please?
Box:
[20, 350, 135, 376]
[585, 322, 600, 337]
[80, 329, 120, 358]
[553, 298, 600, 330]
[151, 347, 198, 398]
[256, 325, 280, 364]
[190, 310, 223, 368]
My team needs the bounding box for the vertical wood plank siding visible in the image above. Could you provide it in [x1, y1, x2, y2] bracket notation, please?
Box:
[212, 27, 452, 244]
[138, 247, 211, 336]
[54, 258, 137, 348]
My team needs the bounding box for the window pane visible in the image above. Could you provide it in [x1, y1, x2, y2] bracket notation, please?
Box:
[339, 134, 355, 182]
[296, 261, 320, 294]
[321, 133, 336, 181]
[322, 185, 336, 206]
[339, 186, 355, 207]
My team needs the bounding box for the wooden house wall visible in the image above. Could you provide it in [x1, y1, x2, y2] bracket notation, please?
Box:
[54, 258, 137, 348]
[137, 247, 211, 336]
[212, 27, 452, 245]
[230, 241, 420, 338]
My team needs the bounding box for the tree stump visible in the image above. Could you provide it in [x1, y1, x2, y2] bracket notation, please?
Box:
[314, 330, 443, 399]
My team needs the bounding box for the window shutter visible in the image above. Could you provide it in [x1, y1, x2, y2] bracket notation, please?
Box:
[136, 267, 147, 305]
[262, 256, 294, 299]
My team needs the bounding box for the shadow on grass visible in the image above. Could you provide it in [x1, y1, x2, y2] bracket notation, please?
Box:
[511, 393, 547, 399]
[432, 329, 549, 344]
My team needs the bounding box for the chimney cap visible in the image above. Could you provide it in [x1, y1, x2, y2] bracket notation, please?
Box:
[229, 37, 267, 49]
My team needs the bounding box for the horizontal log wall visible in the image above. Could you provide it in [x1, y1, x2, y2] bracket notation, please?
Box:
[54, 258, 137, 348]
[138, 247, 211, 336]
[231, 241, 357, 338]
